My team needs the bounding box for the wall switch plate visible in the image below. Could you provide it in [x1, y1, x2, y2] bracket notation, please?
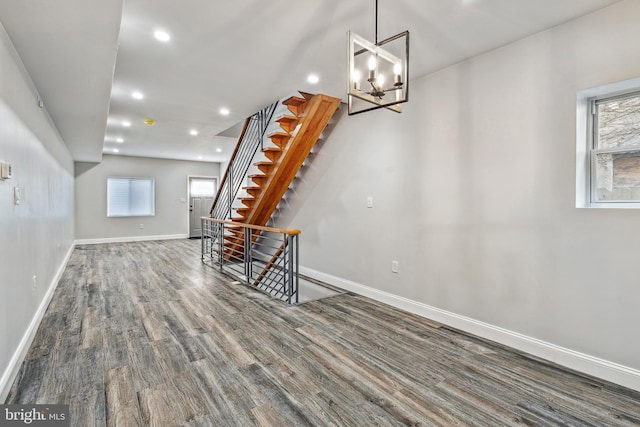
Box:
[1, 162, 12, 179]
[391, 261, 399, 273]
[32, 275, 37, 290]
[13, 187, 20, 205]
[367, 196, 373, 208]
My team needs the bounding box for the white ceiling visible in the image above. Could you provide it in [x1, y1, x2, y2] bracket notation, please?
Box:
[0, 0, 622, 163]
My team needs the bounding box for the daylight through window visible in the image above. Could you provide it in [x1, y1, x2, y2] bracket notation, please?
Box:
[590, 91, 640, 204]
[107, 177, 155, 217]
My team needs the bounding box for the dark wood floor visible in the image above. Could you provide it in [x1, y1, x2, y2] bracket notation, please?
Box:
[5, 240, 640, 426]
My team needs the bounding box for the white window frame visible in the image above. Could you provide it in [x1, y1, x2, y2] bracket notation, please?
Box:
[576, 77, 640, 208]
[589, 91, 640, 206]
[107, 176, 156, 217]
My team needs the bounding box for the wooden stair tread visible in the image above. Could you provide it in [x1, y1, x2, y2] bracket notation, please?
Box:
[267, 131, 291, 148]
[254, 161, 275, 174]
[263, 146, 282, 161]
[283, 95, 308, 116]
[262, 147, 282, 153]
[276, 115, 299, 132]
[267, 131, 290, 138]
[249, 174, 267, 186]
[299, 91, 314, 101]
[283, 96, 307, 107]
[242, 186, 262, 197]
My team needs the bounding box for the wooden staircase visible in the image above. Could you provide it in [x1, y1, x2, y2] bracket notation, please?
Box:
[208, 92, 340, 263]
[228, 92, 340, 227]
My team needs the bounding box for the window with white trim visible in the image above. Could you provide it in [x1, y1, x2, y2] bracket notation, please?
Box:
[589, 91, 640, 205]
[107, 177, 155, 217]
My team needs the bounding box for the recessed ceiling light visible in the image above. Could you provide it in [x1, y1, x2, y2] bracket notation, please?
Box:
[190, 129, 198, 136]
[219, 107, 230, 116]
[122, 121, 131, 127]
[132, 91, 144, 100]
[113, 148, 120, 153]
[216, 148, 222, 153]
[154, 30, 170, 42]
[198, 155, 203, 160]
[307, 74, 319, 84]
[116, 138, 124, 143]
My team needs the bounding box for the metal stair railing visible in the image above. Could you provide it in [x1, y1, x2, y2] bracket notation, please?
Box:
[201, 217, 299, 304]
[210, 100, 279, 221]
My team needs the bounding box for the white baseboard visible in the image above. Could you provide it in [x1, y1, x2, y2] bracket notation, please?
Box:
[75, 233, 188, 245]
[300, 266, 640, 392]
[0, 243, 75, 402]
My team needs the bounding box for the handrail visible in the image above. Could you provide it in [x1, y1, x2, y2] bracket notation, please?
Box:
[202, 217, 300, 235]
[209, 116, 251, 215]
[209, 101, 279, 220]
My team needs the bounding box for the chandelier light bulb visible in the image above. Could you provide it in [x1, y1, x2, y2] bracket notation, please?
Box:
[368, 55, 377, 70]
[394, 63, 403, 86]
[376, 73, 385, 88]
[368, 55, 377, 81]
[352, 69, 361, 90]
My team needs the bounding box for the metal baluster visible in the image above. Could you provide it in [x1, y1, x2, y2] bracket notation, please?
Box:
[227, 165, 233, 219]
[218, 222, 224, 271]
[294, 234, 299, 304]
[244, 227, 251, 285]
[200, 218, 205, 261]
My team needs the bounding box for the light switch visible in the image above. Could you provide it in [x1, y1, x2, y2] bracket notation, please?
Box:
[14, 187, 20, 205]
[391, 261, 399, 273]
[0, 162, 12, 179]
[367, 196, 373, 208]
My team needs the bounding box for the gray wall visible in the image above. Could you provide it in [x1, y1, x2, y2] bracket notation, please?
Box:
[75, 155, 219, 241]
[283, 0, 640, 374]
[0, 23, 75, 397]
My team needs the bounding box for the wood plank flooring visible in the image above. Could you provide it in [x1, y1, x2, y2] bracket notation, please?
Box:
[5, 239, 640, 426]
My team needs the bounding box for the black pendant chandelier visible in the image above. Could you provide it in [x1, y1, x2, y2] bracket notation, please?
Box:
[347, 0, 410, 115]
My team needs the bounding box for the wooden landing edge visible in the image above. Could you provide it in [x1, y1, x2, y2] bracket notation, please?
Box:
[202, 217, 300, 235]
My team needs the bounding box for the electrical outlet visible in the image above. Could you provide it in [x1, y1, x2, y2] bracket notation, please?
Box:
[32, 275, 37, 290]
[367, 196, 373, 208]
[14, 187, 20, 205]
[139, 223, 145, 229]
[391, 261, 399, 273]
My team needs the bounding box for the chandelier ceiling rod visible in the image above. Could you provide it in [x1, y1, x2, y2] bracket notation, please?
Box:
[375, 0, 378, 44]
